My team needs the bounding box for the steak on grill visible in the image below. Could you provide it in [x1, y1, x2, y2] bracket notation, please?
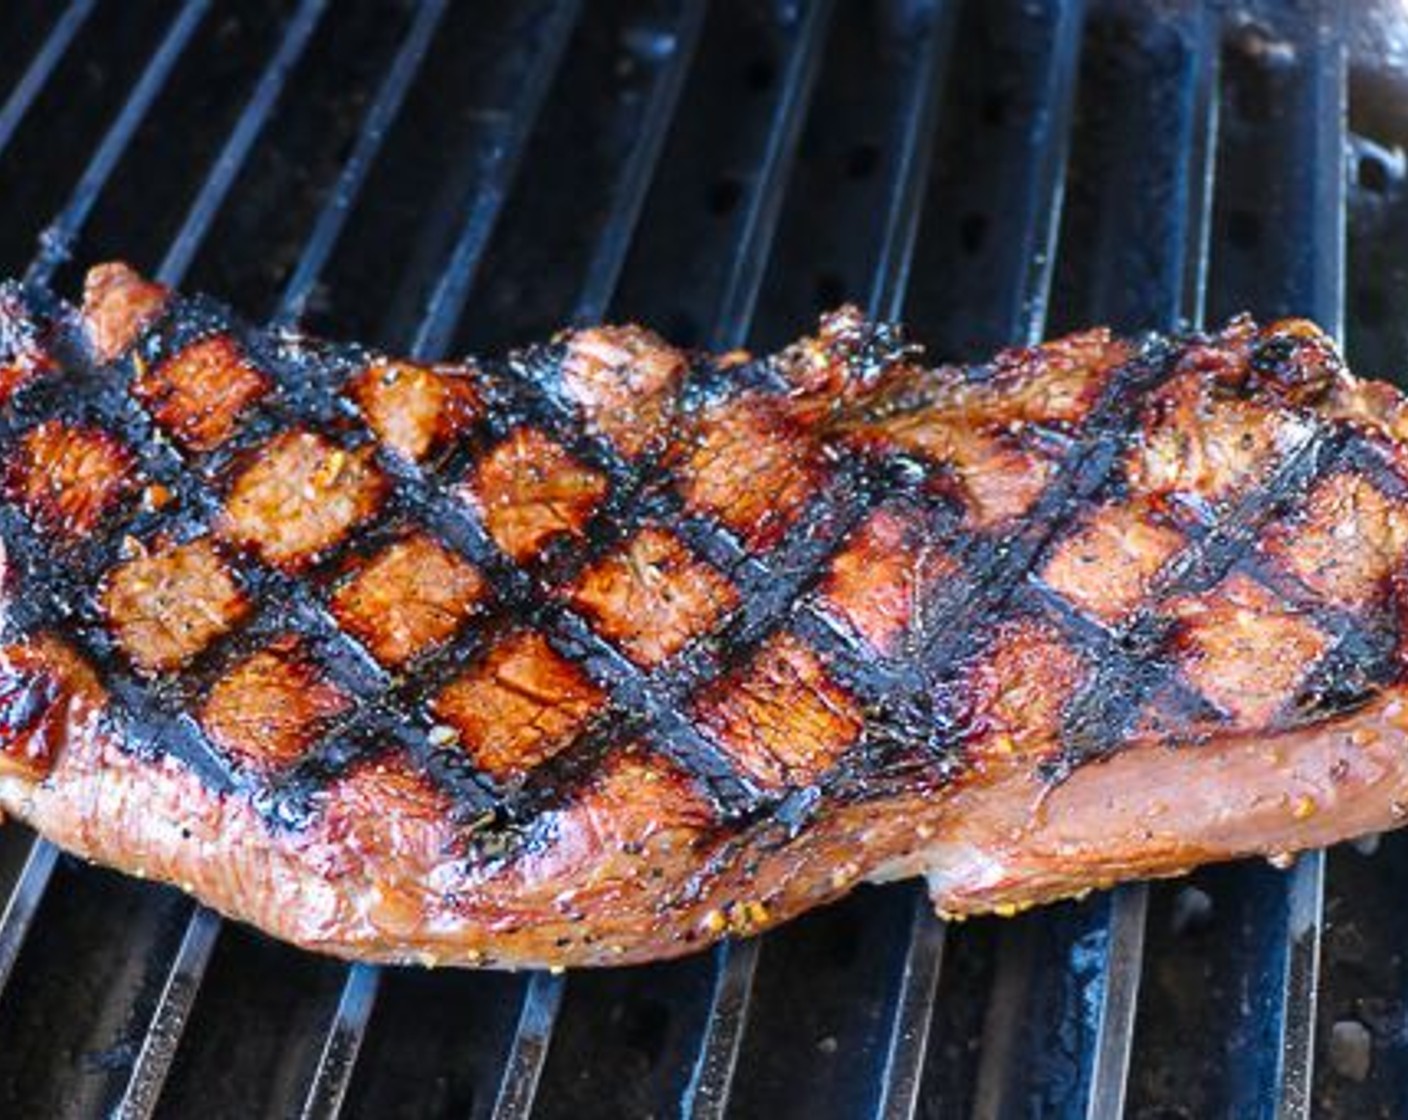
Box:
[0, 262, 1405, 968]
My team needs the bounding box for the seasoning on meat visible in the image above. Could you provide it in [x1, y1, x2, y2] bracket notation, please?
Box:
[100, 536, 249, 675]
[2, 263, 1408, 970]
[5, 420, 135, 539]
[221, 431, 384, 570]
[333, 532, 487, 666]
[460, 428, 608, 563]
[133, 335, 270, 452]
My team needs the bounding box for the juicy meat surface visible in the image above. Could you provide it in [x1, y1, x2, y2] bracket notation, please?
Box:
[0, 264, 1407, 968]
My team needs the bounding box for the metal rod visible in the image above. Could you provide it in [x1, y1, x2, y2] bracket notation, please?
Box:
[113, 906, 222, 1120]
[298, 964, 381, 1120]
[861, 4, 965, 1115]
[866, 0, 956, 324]
[875, 892, 948, 1120]
[0, 0, 97, 163]
[680, 4, 842, 1114]
[1009, 0, 1086, 349]
[276, 0, 451, 327]
[106, 6, 458, 1114]
[156, 0, 328, 285]
[0, 0, 213, 1022]
[485, 6, 711, 1113]
[1082, 13, 1219, 1119]
[410, 0, 585, 360]
[709, 0, 835, 351]
[295, 5, 590, 1113]
[964, 1, 1086, 1108]
[490, 972, 567, 1120]
[0, 839, 58, 998]
[24, 0, 212, 286]
[1082, 886, 1149, 1120]
[571, 0, 708, 326]
[684, 936, 763, 1120]
[1272, 8, 1345, 1111]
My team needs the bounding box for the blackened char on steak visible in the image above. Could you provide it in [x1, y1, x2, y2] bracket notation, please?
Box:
[0, 262, 1404, 968]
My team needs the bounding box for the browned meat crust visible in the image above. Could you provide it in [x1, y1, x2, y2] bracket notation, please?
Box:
[0, 262, 1404, 968]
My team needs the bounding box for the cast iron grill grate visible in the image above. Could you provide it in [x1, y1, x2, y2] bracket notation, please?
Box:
[0, 1, 1387, 1116]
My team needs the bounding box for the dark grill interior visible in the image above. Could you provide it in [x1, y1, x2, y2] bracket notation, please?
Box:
[0, 0, 1400, 1116]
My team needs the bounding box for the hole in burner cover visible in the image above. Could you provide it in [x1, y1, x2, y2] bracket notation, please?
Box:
[845, 141, 881, 179]
[1360, 154, 1393, 195]
[620, 996, 671, 1068]
[1226, 208, 1261, 250]
[667, 311, 700, 348]
[1353, 137, 1406, 197]
[960, 211, 989, 254]
[744, 55, 777, 92]
[821, 908, 863, 968]
[1357, 284, 1388, 328]
[981, 90, 1010, 126]
[708, 176, 744, 216]
[814, 271, 846, 307]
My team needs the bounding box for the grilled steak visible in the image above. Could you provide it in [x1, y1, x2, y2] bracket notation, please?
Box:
[0, 262, 1405, 968]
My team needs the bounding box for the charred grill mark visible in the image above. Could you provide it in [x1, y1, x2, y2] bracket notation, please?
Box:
[346, 332, 909, 828]
[0, 300, 401, 813]
[5, 266, 1394, 896]
[812, 337, 1189, 786]
[0, 274, 1143, 845]
[918, 340, 1186, 663]
[1055, 425, 1345, 765]
[85, 305, 786, 830]
[1253, 557, 1403, 721]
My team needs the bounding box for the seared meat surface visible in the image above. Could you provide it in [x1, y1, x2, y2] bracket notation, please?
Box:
[0, 263, 1406, 967]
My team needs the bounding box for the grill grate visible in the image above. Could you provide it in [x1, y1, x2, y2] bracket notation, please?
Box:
[0, 1, 1372, 1116]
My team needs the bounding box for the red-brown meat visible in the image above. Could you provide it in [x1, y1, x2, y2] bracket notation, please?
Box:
[0, 262, 1405, 968]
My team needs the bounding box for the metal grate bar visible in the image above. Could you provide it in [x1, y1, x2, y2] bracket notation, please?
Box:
[1081, 887, 1150, 1120]
[485, 6, 710, 1113]
[875, 894, 948, 1120]
[102, 3, 446, 1110]
[1277, 859, 1327, 1118]
[276, 0, 450, 327]
[571, 0, 707, 325]
[851, 3, 962, 1115]
[684, 936, 763, 1120]
[113, 906, 222, 1120]
[966, 5, 1225, 1114]
[490, 972, 567, 1120]
[156, 0, 328, 285]
[0, 0, 97, 163]
[867, 0, 955, 324]
[709, 0, 834, 350]
[960, 0, 1086, 1108]
[1267, 7, 1345, 1113]
[0, 839, 58, 999]
[1082, 10, 1219, 1119]
[24, 0, 211, 287]
[1006, 0, 1086, 347]
[410, 0, 584, 360]
[299, 964, 381, 1120]
[679, 3, 842, 1113]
